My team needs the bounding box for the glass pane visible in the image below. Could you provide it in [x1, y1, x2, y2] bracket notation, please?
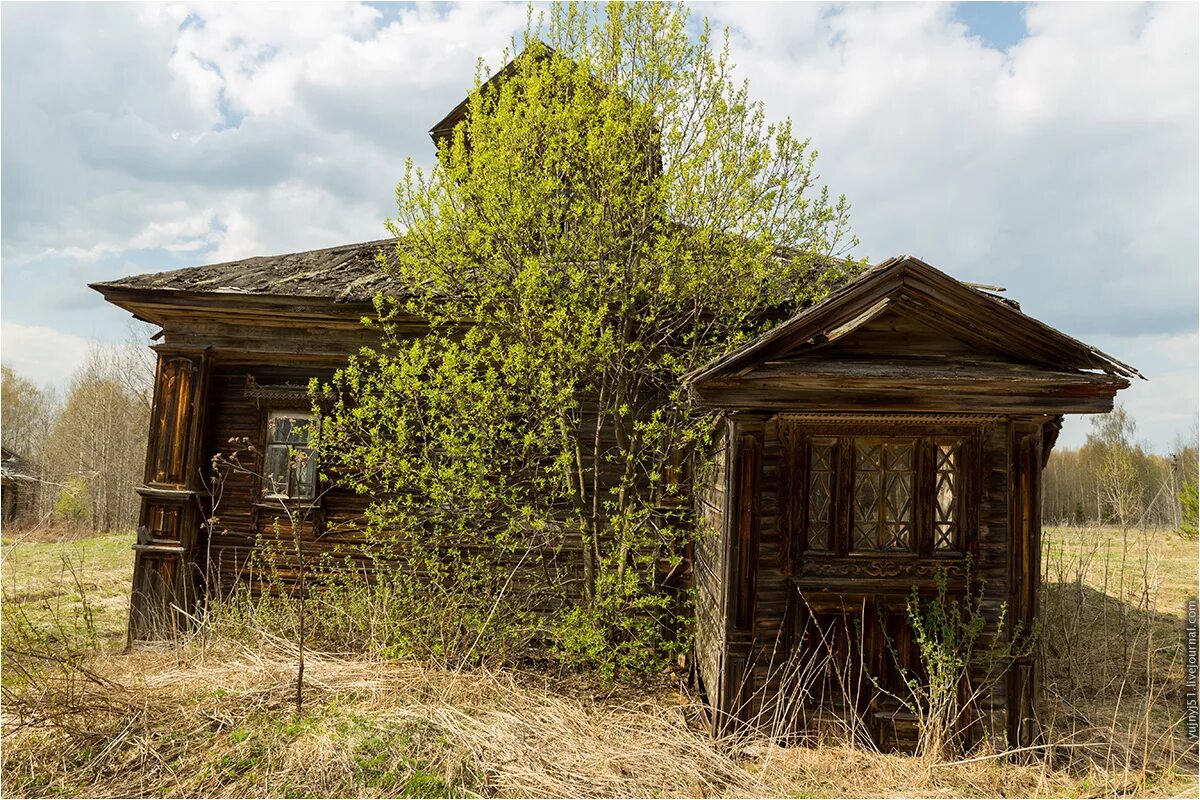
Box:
[269, 414, 313, 445]
[293, 448, 316, 500]
[264, 445, 290, 496]
[881, 445, 914, 551]
[934, 441, 960, 550]
[886, 443, 912, 471]
[856, 443, 880, 472]
[807, 441, 833, 551]
[853, 439, 915, 552]
[853, 442, 882, 550]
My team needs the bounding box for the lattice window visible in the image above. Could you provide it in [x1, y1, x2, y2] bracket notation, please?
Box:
[853, 443, 881, 550]
[807, 439, 835, 551]
[853, 440, 915, 552]
[781, 423, 972, 560]
[933, 441, 960, 551]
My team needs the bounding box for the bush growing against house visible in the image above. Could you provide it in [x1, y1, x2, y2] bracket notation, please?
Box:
[876, 563, 1037, 760]
[316, 0, 861, 678]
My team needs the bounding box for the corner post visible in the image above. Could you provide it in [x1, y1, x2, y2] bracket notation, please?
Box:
[127, 346, 212, 644]
[1008, 419, 1044, 747]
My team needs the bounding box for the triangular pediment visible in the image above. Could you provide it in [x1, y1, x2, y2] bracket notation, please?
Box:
[773, 295, 1019, 366]
[687, 256, 1140, 386]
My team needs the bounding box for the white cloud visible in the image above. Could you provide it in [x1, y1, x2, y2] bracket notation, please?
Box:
[709, 1, 1197, 336]
[705, 1, 1198, 450]
[1056, 331, 1200, 452]
[1, 1, 1195, 451]
[0, 321, 91, 389]
[1, 0, 530, 271]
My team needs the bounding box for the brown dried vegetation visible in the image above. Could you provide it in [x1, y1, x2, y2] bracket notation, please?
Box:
[1, 526, 1197, 798]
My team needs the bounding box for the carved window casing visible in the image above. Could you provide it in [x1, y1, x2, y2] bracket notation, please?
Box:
[782, 421, 977, 562]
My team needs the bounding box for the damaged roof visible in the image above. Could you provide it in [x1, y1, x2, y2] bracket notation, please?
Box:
[686, 254, 1143, 386]
[90, 238, 407, 303]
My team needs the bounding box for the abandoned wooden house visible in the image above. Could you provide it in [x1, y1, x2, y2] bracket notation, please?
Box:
[1, 447, 40, 525]
[91, 245, 1139, 748]
[684, 255, 1138, 747]
[90, 61, 1139, 750]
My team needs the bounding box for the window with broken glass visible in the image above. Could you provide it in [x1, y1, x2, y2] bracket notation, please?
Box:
[263, 412, 317, 501]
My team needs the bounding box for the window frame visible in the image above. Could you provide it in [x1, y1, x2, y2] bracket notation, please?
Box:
[260, 410, 319, 503]
[782, 421, 977, 564]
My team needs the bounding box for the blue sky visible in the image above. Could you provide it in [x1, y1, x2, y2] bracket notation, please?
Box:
[1, 1, 1196, 452]
[955, 1, 1028, 51]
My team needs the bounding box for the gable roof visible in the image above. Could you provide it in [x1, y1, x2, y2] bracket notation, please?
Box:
[89, 239, 406, 304]
[429, 43, 556, 147]
[687, 255, 1142, 387]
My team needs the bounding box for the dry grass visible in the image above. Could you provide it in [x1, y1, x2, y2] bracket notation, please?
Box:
[1, 526, 1197, 798]
[11, 640, 1190, 799]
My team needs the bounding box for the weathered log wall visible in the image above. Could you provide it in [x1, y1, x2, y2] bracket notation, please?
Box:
[692, 413, 1047, 750]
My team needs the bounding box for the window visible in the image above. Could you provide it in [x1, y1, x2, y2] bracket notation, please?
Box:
[933, 440, 962, 551]
[852, 440, 916, 552]
[263, 412, 317, 501]
[806, 439, 835, 552]
[790, 427, 970, 557]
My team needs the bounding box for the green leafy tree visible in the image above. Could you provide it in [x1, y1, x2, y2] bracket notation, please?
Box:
[1179, 480, 1198, 540]
[319, 1, 862, 675]
[53, 477, 90, 529]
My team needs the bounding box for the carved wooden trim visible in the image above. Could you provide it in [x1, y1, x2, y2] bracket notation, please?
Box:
[776, 413, 1006, 425]
[798, 557, 968, 580]
[243, 375, 314, 401]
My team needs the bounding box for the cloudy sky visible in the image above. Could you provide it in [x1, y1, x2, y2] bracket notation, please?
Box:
[1, 1, 1196, 451]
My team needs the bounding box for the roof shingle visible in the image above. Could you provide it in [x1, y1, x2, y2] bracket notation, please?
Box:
[91, 238, 406, 303]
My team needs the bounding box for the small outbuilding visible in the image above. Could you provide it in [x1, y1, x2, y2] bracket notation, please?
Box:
[686, 255, 1138, 749]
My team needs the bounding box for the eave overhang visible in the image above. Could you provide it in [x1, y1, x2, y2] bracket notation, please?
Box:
[690, 361, 1130, 415]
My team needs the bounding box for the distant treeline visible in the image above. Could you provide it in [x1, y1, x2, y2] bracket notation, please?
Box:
[1043, 406, 1198, 530]
[2, 329, 152, 533]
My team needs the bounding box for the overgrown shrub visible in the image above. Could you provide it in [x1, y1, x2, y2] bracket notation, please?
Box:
[52, 478, 90, 528]
[879, 563, 1037, 760]
[315, 1, 860, 678]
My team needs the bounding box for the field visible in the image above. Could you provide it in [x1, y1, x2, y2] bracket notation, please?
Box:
[1, 525, 1197, 798]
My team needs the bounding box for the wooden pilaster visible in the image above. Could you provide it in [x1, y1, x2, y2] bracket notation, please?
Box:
[127, 346, 212, 643]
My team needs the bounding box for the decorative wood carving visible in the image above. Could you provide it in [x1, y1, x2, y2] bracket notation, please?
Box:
[798, 558, 967, 580]
[243, 375, 314, 402]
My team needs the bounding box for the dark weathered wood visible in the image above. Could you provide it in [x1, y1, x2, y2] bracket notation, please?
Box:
[686, 256, 1140, 385]
[98, 241, 1135, 751]
[682, 258, 1136, 749]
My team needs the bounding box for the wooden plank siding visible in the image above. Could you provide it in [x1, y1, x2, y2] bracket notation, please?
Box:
[100, 248, 1132, 753]
[692, 421, 729, 726]
[694, 413, 1027, 748]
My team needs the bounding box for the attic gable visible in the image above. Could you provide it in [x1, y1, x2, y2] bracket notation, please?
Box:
[778, 296, 1015, 365]
[689, 256, 1141, 384]
[686, 256, 1139, 415]
[429, 44, 556, 148]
